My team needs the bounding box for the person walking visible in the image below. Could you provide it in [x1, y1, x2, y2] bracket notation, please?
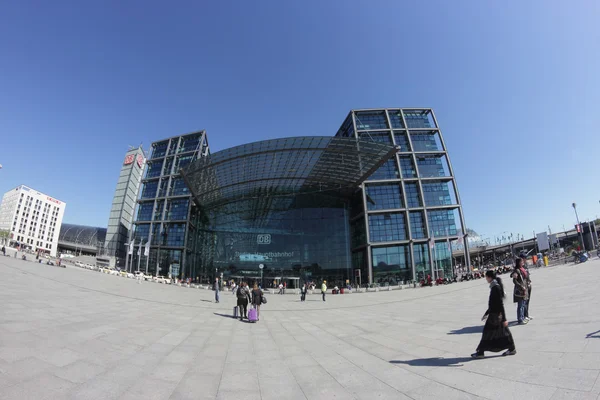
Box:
[251, 284, 264, 321]
[512, 258, 529, 324]
[300, 283, 307, 302]
[231, 281, 237, 296]
[471, 270, 516, 358]
[236, 282, 251, 321]
[278, 283, 283, 295]
[321, 280, 327, 302]
[214, 277, 220, 303]
[520, 252, 533, 321]
[2, 246, 5, 256]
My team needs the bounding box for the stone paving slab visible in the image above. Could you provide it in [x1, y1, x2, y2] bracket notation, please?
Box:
[0, 255, 599, 399]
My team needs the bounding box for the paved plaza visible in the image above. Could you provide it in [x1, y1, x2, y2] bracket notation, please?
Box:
[0, 255, 599, 400]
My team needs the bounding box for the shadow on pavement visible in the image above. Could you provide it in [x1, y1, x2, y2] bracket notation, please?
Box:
[213, 313, 253, 323]
[448, 326, 482, 335]
[390, 355, 502, 367]
[586, 330, 600, 338]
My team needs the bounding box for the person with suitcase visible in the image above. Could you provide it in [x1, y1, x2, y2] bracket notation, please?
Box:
[236, 282, 251, 321]
[250, 283, 263, 322]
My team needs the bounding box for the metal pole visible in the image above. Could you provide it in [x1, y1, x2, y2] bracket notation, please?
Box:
[573, 203, 586, 251]
[145, 234, 151, 275]
[137, 241, 142, 272]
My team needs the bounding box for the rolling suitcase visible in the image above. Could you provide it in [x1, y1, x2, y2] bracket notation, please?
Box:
[248, 307, 258, 322]
[233, 306, 238, 318]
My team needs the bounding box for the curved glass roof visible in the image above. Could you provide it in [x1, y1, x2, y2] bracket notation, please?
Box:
[181, 136, 398, 209]
[59, 224, 107, 247]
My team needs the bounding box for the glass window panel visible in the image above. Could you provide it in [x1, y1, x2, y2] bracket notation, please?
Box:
[393, 131, 411, 152]
[350, 218, 366, 249]
[409, 211, 426, 239]
[355, 111, 389, 130]
[165, 223, 186, 247]
[404, 182, 422, 208]
[151, 141, 168, 159]
[179, 134, 201, 153]
[422, 181, 457, 206]
[413, 243, 430, 281]
[365, 183, 403, 210]
[416, 155, 451, 178]
[359, 131, 392, 144]
[368, 159, 399, 181]
[387, 110, 405, 129]
[170, 177, 190, 196]
[372, 244, 411, 284]
[176, 154, 196, 170]
[403, 110, 436, 128]
[162, 157, 173, 175]
[134, 223, 150, 241]
[337, 116, 355, 138]
[141, 180, 158, 199]
[145, 160, 164, 178]
[427, 209, 462, 237]
[154, 200, 165, 220]
[368, 213, 407, 242]
[158, 178, 169, 197]
[168, 139, 178, 155]
[136, 202, 153, 221]
[399, 156, 417, 178]
[165, 199, 190, 221]
[410, 131, 444, 152]
[433, 241, 453, 278]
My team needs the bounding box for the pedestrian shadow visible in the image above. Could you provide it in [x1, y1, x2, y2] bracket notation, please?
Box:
[586, 330, 600, 338]
[213, 313, 252, 323]
[448, 326, 482, 335]
[390, 355, 502, 367]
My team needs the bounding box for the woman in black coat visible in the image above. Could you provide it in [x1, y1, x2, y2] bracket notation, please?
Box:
[472, 270, 517, 358]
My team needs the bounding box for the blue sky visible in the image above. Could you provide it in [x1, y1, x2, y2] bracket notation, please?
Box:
[1, 0, 599, 242]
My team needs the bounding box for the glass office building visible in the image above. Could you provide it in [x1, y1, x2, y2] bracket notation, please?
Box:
[337, 109, 469, 285]
[132, 131, 209, 277]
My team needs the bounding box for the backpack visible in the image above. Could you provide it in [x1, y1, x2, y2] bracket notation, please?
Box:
[237, 286, 248, 299]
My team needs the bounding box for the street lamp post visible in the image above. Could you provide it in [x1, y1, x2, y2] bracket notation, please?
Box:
[572, 202, 586, 252]
[259, 264, 264, 289]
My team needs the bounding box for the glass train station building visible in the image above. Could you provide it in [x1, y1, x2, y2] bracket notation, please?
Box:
[136, 109, 469, 287]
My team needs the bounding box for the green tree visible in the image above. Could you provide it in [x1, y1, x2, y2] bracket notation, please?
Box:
[0, 229, 9, 245]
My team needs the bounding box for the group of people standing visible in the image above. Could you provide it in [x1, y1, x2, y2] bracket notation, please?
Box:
[472, 252, 534, 358]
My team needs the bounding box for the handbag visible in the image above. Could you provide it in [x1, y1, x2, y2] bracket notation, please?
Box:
[261, 295, 267, 304]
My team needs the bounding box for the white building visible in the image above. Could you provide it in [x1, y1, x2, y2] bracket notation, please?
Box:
[0, 185, 66, 257]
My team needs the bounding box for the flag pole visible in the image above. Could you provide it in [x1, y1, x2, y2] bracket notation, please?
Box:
[145, 233, 152, 275]
[124, 228, 133, 271]
[137, 241, 143, 273]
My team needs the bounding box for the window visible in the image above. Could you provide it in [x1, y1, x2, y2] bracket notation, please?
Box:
[359, 131, 392, 144]
[372, 244, 411, 284]
[409, 211, 426, 239]
[151, 141, 169, 159]
[154, 200, 165, 220]
[427, 209, 460, 237]
[368, 159, 399, 181]
[179, 134, 201, 153]
[365, 183, 403, 210]
[410, 131, 443, 152]
[355, 111, 389, 130]
[158, 179, 169, 197]
[393, 131, 411, 152]
[350, 218, 366, 249]
[387, 111, 405, 129]
[135, 224, 151, 241]
[162, 157, 173, 176]
[145, 160, 164, 178]
[368, 213, 407, 242]
[165, 199, 189, 221]
[416, 155, 451, 178]
[413, 243, 430, 280]
[399, 156, 417, 178]
[141, 180, 159, 199]
[170, 177, 190, 196]
[176, 154, 195, 170]
[404, 182, 422, 208]
[164, 223, 186, 246]
[422, 181, 457, 206]
[404, 110, 436, 128]
[136, 203, 153, 221]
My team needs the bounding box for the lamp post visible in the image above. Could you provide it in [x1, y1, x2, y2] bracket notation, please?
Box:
[259, 264, 264, 289]
[572, 202, 586, 252]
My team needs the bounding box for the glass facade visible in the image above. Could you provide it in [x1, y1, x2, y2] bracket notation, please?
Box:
[133, 131, 209, 279]
[340, 108, 467, 285]
[181, 136, 399, 287]
[133, 109, 468, 286]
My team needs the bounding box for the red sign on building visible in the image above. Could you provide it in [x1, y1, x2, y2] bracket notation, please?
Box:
[124, 154, 134, 165]
[136, 154, 144, 168]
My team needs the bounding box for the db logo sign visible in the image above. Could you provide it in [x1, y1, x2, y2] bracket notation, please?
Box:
[257, 234, 271, 245]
